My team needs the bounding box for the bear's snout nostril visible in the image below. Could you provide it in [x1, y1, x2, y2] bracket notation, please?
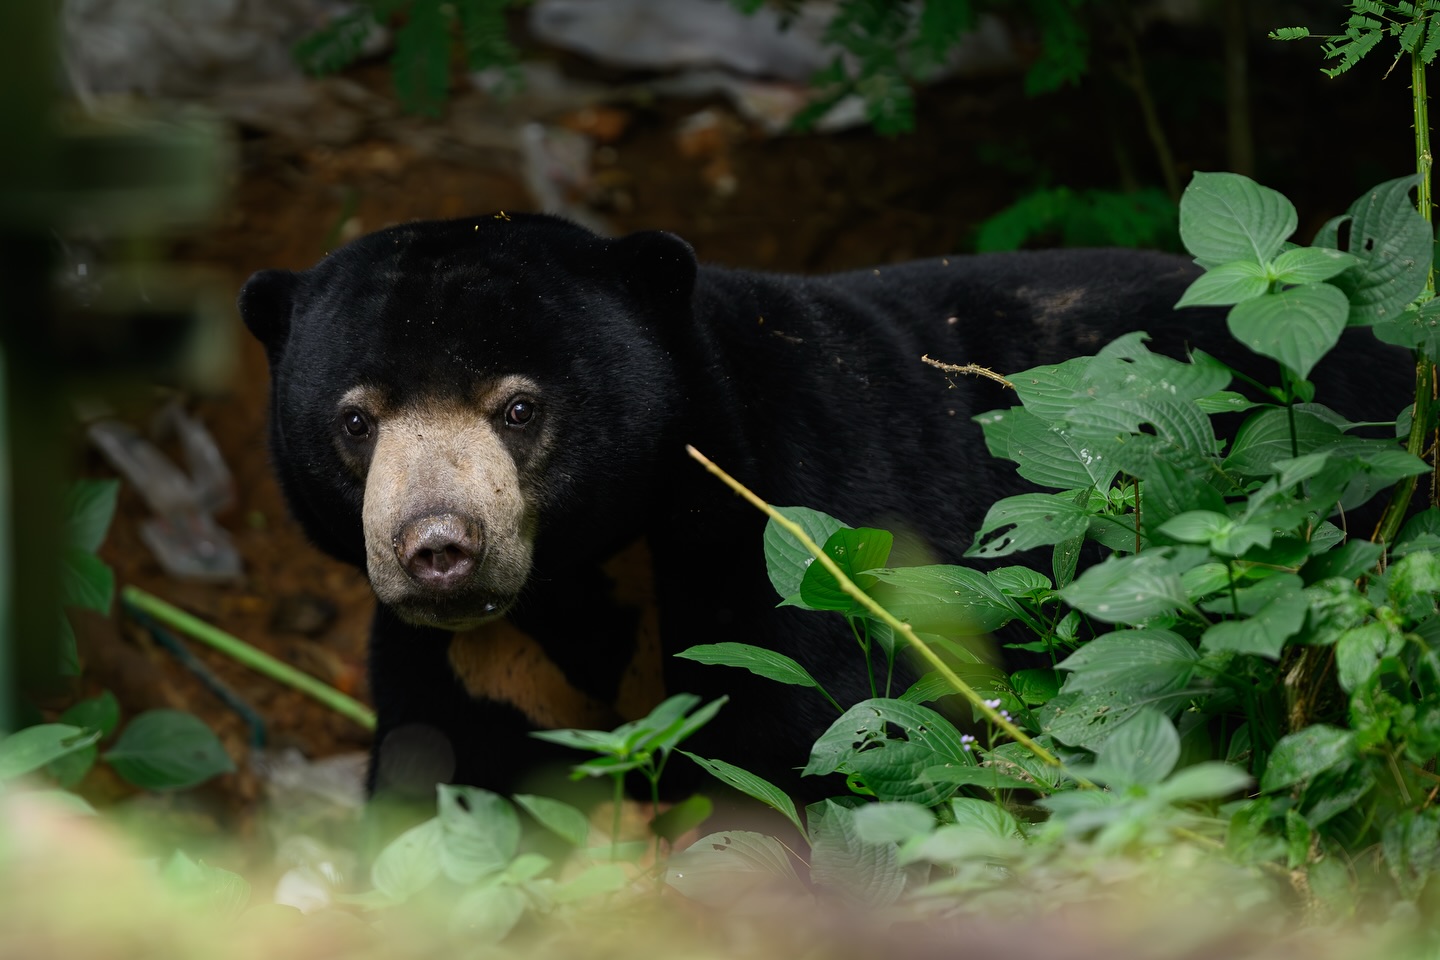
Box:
[395, 514, 485, 590]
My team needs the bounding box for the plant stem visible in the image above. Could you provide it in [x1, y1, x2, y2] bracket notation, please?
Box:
[1375, 50, 1440, 545]
[685, 445, 1093, 788]
[120, 585, 376, 731]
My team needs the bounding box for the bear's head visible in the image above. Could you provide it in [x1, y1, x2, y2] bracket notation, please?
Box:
[238, 214, 697, 630]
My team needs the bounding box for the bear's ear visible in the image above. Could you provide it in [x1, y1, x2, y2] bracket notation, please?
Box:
[608, 230, 697, 318]
[237, 269, 298, 350]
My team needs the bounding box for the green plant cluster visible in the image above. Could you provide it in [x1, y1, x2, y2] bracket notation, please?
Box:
[659, 169, 1440, 917]
[1273, 1, 1440, 77]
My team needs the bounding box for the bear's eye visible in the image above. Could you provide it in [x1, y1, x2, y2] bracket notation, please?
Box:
[341, 408, 373, 439]
[504, 398, 537, 428]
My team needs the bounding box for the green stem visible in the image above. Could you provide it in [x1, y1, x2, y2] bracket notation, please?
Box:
[686, 445, 1094, 789]
[120, 585, 376, 731]
[1375, 50, 1440, 544]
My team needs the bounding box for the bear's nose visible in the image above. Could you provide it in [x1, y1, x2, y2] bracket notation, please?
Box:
[394, 513, 485, 590]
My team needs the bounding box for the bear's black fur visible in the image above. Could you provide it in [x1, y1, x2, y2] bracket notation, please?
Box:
[239, 214, 1413, 804]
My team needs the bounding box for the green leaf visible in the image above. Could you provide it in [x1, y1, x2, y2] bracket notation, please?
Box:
[1154, 762, 1252, 802]
[967, 492, 1093, 559]
[1329, 176, 1431, 326]
[676, 643, 823, 691]
[1056, 628, 1200, 695]
[1091, 708, 1179, 786]
[866, 566, 1017, 636]
[1260, 725, 1356, 792]
[1388, 549, 1440, 620]
[161, 851, 250, 919]
[59, 547, 114, 614]
[1011, 668, 1062, 706]
[63, 480, 119, 552]
[103, 710, 234, 791]
[1271, 246, 1360, 284]
[1226, 282, 1350, 380]
[450, 884, 527, 940]
[1039, 687, 1192, 752]
[851, 801, 936, 845]
[49, 691, 121, 787]
[1058, 550, 1203, 624]
[1335, 621, 1404, 693]
[651, 793, 713, 844]
[1179, 172, 1297, 266]
[1300, 539, 1385, 583]
[804, 699, 970, 805]
[1200, 575, 1309, 660]
[437, 785, 520, 884]
[921, 763, 1039, 794]
[293, 9, 380, 76]
[681, 752, 807, 841]
[370, 818, 443, 903]
[392, 0, 451, 118]
[551, 863, 627, 903]
[1374, 298, 1440, 359]
[1174, 260, 1270, 307]
[1224, 409, 1342, 476]
[0, 724, 101, 782]
[514, 793, 590, 848]
[764, 507, 845, 600]
[983, 407, 1121, 490]
[665, 831, 804, 907]
[1270, 26, 1311, 40]
[808, 799, 906, 908]
[799, 527, 893, 612]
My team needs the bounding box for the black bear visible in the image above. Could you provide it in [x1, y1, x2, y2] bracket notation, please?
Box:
[238, 213, 1412, 804]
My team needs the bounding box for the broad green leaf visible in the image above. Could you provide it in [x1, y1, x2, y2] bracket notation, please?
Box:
[1200, 575, 1309, 660]
[1374, 298, 1440, 358]
[921, 763, 1039, 793]
[651, 793, 713, 843]
[1260, 725, 1356, 792]
[867, 565, 1017, 636]
[437, 785, 520, 884]
[1179, 172, 1297, 266]
[1226, 283, 1350, 380]
[681, 751, 806, 840]
[809, 799, 906, 908]
[550, 863, 628, 903]
[677, 642, 822, 691]
[1301, 539, 1385, 584]
[764, 506, 845, 600]
[49, 691, 121, 787]
[1010, 668, 1062, 705]
[1091, 708, 1179, 786]
[851, 802, 935, 845]
[370, 818, 443, 903]
[1155, 510, 1230, 544]
[988, 566, 1052, 598]
[0, 724, 101, 782]
[1174, 260, 1269, 307]
[1039, 687, 1192, 752]
[1056, 628, 1199, 695]
[1330, 175, 1431, 326]
[103, 710, 234, 791]
[799, 527, 893, 612]
[1270, 246, 1359, 284]
[161, 851, 251, 919]
[1334, 621, 1404, 693]
[1224, 409, 1342, 476]
[805, 699, 969, 805]
[1194, 390, 1263, 415]
[63, 480, 119, 552]
[665, 831, 805, 907]
[635, 695, 726, 758]
[1388, 549, 1440, 620]
[1057, 549, 1203, 624]
[59, 547, 113, 614]
[1153, 762, 1252, 802]
[967, 492, 1093, 559]
[948, 797, 1022, 838]
[451, 884, 527, 939]
[992, 410, 1121, 491]
[514, 793, 590, 848]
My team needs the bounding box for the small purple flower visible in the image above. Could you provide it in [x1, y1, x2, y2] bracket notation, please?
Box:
[960, 733, 976, 752]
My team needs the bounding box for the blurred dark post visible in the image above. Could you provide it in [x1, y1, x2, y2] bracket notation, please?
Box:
[0, 0, 62, 728]
[0, 1, 229, 729]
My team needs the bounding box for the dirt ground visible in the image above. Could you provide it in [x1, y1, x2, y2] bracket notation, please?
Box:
[65, 29, 1411, 840]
